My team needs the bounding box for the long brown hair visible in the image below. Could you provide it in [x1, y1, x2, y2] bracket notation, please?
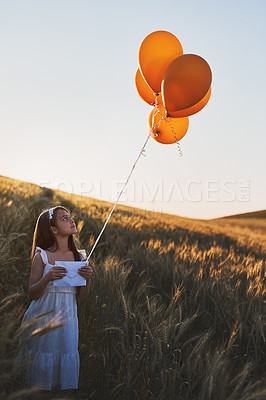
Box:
[30, 206, 81, 263]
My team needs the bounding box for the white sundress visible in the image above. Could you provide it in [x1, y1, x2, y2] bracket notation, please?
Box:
[17, 246, 86, 390]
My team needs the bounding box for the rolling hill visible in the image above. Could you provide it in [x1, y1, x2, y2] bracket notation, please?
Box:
[0, 174, 266, 400]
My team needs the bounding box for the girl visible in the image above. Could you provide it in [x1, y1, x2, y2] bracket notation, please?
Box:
[17, 205, 93, 399]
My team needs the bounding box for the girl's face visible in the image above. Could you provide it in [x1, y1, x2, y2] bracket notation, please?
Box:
[52, 209, 77, 236]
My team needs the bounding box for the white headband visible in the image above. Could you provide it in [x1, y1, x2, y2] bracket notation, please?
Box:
[48, 207, 56, 220]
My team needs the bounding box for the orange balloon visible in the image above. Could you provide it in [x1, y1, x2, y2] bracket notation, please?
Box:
[162, 54, 212, 112]
[167, 87, 211, 118]
[148, 104, 189, 144]
[139, 30, 183, 93]
[135, 69, 162, 106]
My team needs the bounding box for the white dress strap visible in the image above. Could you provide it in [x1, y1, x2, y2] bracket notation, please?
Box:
[79, 249, 87, 262]
[35, 246, 48, 265]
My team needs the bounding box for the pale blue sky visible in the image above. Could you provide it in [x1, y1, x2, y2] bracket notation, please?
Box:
[0, 0, 265, 219]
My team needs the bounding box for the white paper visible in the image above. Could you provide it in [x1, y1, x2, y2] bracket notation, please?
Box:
[53, 261, 87, 287]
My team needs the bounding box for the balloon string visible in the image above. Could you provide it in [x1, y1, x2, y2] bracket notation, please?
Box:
[150, 100, 183, 157]
[150, 101, 166, 138]
[86, 133, 151, 263]
[167, 116, 183, 157]
[150, 114, 166, 137]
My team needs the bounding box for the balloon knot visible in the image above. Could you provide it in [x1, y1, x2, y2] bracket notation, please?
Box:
[141, 149, 146, 157]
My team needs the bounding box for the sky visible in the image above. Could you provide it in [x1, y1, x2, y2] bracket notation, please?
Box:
[0, 0, 265, 219]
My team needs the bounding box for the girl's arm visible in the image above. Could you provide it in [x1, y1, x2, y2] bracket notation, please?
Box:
[76, 265, 93, 303]
[29, 253, 66, 300]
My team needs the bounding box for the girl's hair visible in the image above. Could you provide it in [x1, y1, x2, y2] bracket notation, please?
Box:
[30, 205, 81, 263]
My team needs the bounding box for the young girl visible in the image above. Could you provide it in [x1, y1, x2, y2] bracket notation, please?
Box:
[17, 205, 93, 399]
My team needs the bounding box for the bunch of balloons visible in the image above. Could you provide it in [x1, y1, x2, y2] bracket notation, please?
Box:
[135, 30, 212, 145]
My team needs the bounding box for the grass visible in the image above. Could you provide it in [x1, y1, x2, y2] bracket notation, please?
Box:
[0, 175, 265, 399]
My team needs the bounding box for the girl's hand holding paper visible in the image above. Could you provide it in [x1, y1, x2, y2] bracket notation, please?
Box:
[78, 264, 93, 281]
[46, 266, 67, 281]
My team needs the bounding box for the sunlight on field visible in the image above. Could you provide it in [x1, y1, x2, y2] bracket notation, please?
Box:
[0, 175, 265, 399]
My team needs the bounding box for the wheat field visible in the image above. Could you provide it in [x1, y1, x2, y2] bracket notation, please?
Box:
[0, 175, 265, 400]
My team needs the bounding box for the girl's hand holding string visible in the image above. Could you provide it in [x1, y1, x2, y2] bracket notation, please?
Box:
[45, 266, 67, 281]
[78, 265, 93, 281]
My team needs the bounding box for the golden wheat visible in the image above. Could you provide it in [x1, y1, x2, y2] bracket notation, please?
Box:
[0, 175, 265, 399]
